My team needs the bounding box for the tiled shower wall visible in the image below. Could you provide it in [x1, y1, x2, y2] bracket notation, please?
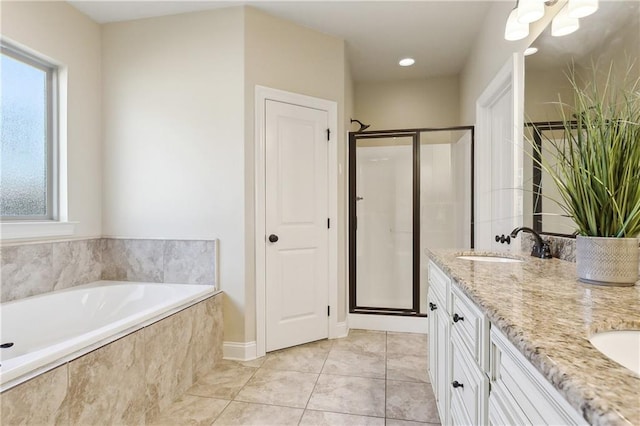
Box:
[0, 238, 217, 303]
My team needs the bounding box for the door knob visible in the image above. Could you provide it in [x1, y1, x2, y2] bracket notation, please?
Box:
[268, 234, 279, 243]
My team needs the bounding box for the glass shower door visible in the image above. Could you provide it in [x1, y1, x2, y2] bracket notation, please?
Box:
[354, 135, 415, 312]
[349, 127, 474, 316]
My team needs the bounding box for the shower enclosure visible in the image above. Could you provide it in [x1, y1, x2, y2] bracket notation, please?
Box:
[348, 127, 474, 316]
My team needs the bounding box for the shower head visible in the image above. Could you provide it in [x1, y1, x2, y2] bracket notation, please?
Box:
[350, 118, 371, 132]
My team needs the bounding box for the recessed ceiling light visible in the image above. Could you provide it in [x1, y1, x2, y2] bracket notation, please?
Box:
[399, 58, 415, 67]
[524, 47, 538, 56]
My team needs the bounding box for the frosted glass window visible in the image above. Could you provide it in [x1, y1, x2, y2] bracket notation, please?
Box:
[1, 46, 55, 219]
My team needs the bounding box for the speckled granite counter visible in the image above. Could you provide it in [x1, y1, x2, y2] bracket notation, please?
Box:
[426, 249, 640, 426]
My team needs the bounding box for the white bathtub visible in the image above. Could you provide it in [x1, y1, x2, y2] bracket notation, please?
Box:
[0, 281, 219, 391]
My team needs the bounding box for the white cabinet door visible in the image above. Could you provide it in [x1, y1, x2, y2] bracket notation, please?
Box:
[428, 291, 439, 386]
[428, 289, 450, 425]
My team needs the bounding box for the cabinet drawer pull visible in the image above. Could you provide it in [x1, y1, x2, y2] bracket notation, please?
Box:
[452, 380, 464, 389]
[429, 302, 437, 311]
[453, 313, 464, 322]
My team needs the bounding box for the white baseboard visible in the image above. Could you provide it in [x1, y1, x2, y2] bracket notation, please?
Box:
[348, 314, 428, 333]
[223, 341, 257, 361]
[333, 321, 349, 338]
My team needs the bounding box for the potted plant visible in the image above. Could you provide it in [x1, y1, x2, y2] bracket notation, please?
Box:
[533, 63, 640, 286]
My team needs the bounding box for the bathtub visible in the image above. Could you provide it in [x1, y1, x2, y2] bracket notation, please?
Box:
[0, 280, 219, 391]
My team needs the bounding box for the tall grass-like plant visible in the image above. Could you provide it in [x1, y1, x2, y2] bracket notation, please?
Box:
[533, 63, 640, 237]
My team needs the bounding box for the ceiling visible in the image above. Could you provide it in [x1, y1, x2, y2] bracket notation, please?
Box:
[68, 1, 493, 82]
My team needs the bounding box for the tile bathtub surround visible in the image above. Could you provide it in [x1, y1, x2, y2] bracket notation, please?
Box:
[0, 365, 69, 425]
[100, 238, 217, 285]
[0, 238, 102, 303]
[0, 293, 224, 426]
[1, 237, 217, 303]
[153, 330, 441, 426]
[427, 249, 640, 425]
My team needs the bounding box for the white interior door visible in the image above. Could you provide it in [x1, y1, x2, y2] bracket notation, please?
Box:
[476, 54, 524, 252]
[265, 99, 329, 352]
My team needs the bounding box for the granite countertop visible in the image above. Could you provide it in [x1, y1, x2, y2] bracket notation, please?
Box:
[426, 249, 640, 426]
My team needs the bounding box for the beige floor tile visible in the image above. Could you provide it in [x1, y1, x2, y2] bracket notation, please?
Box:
[387, 332, 428, 356]
[262, 344, 330, 373]
[386, 419, 437, 426]
[147, 395, 229, 426]
[386, 353, 429, 382]
[234, 369, 319, 408]
[187, 362, 256, 400]
[301, 338, 334, 351]
[299, 410, 385, 425]
[322, 348, 385, 378]
[225, 357, 266, 368]
[386, 380, 439, 423]
[307, 374, 385, 417]
[213, 401, 303, 426]
[332, 329, 386, 353]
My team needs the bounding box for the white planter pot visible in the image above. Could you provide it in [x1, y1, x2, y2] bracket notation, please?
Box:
[576, 236, 639, 286]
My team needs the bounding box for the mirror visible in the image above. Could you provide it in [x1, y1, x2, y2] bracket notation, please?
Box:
[523, 1, 640, 236]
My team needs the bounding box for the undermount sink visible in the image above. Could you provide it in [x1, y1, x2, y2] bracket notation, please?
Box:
[456, 255, 524, 263]
[589, 330, 640, 375]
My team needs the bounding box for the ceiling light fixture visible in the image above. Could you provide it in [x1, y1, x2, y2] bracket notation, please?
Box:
[505, 0, 592, 42]
[524, 46, 538, 56]
[567, 0, 598, 18]
[517, 0, 545, 24]
[505, 7, 529, 41]
[399, 58, 415, 67]
[552, 5, 580, 37]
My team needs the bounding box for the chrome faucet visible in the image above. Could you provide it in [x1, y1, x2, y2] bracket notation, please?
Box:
[510, 227, 552, 259]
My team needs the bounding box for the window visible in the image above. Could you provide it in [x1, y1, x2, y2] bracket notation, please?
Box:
[1, 43, 57, 220]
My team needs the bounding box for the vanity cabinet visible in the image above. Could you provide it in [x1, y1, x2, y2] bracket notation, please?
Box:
[489, 328, 587, 426]
[428, 261, 488, 425]
[427, 261, 586, 426]
[427, 260, 450, 425]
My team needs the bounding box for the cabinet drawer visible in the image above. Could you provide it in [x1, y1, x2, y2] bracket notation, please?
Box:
[451, 284, 488, 368]
[450, 328, 488, 426]
[490, 328, 587, 426]
[428, 261, 450, 308]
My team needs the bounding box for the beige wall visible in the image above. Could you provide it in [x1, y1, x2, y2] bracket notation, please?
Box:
[459, 1, 565, 125]
[1, 1, 102, 238]
[243, 7, 348, 336]
[525, 67, 576, 122]
[355, 77, 461, 129]
[101, 9, 247, 341]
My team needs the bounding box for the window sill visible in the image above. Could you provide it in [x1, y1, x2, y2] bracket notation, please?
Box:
[1, 221, 77, 241]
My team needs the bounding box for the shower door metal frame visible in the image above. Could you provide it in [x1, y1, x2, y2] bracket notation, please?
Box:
[348, 126, 475, 316]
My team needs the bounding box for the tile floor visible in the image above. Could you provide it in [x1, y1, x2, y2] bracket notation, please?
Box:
[148, 330, 440, 426]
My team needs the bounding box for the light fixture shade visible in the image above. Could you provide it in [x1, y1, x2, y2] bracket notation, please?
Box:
[399, 58, 415, 67]
[517, 0, 545, 24]
[568, 0, 598, 18]
[552, 5, 580, 37]
[505, 8, 529, 41]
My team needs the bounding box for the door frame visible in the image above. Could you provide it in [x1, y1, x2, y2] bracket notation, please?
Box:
[255, 86, 339, 358]
[475, 53, 524, 250]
